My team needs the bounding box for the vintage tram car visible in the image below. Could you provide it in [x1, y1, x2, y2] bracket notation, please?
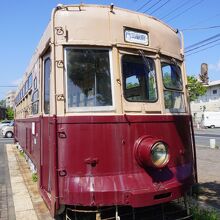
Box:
[14, 4, 196, 219]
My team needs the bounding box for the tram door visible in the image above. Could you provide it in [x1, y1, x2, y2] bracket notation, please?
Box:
[41, 52, 53, 195]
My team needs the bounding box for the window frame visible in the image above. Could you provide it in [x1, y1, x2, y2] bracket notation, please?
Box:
[24, 81, 28, 94]
[28, 73, 33, 90]
[64, 47, 115, 112]
[43, 55, 51, 115]
[31, 89, 39, 115]
[161, 62, 183, 91]
[34, 77, 37, 90]
[121, 53, 158, 103]
[161, 60, 186, 113]
[163, 90, 185, 113]
[213, 89, 217, 95]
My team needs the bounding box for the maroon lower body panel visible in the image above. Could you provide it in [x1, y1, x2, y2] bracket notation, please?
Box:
[61, 164, 193, 207]
[15, 114, 196, 215]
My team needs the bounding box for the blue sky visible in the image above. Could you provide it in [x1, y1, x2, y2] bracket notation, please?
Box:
[0, 0, 220, 100]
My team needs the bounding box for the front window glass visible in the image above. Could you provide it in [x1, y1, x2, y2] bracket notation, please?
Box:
[66, 48, 112, 109]
[161, 61, 185, 112]
[122, 54, 157, 102]
[162, 63, 182, 90]
[164, 91, 185, 112]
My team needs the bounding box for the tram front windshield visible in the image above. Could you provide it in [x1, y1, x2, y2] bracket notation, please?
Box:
[122, 54, 157, 102]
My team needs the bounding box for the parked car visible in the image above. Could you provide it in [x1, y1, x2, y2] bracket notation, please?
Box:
[1, 122, 14, 138]
[0, 120, 14, 131]
[202, 112, 220, 128]
[0, 120, 12, 130]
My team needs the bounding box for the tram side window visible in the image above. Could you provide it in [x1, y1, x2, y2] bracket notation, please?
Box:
[25, 81, 28, 94]
[28, 73, 32, 90]
[32, 90, 39, 115]
[162, 62, 185, 112]
[44, 58, 51, 114]
[31, 76, 39, 115]
[66, 48, 112, 109]
[122, 54, 157, 102]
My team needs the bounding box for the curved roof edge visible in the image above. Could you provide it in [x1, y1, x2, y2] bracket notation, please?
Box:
[54, 3, 178, 34]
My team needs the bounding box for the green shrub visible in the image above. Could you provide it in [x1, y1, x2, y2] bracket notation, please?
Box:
[32, 173, 38, 182]
[19, 151, 24, 157]
[191, 206, 220, 220]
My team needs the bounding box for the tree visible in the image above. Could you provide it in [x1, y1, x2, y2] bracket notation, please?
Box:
[6, 107, 14, 120]
[187, 75, 207, 102]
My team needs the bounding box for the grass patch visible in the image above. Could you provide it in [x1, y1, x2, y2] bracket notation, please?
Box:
[191, 206, 220, 220]
[19, 151, 24, 157]
[32, 173, 38, 182]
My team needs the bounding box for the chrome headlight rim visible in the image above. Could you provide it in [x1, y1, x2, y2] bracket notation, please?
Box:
[150, 141, 170, 168]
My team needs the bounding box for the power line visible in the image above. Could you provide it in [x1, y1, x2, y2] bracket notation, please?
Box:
[181, 12, 220, 30]
[181, 25, 220, 31]
[143, 0, 163, 13]
[136, 0, 153, 12]
[185, 38, 220, 53]
[149, 0, 171, 15]
[186, 42, 220, 56]
[166, 0, 205, 22]
[160, 0, 191, 20]
[185, 33, 220, 50]
[0, 86, 17, 88]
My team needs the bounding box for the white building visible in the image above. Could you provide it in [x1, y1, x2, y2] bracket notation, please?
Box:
[190, 80, 220, 124]
[5, 90, 16, 108]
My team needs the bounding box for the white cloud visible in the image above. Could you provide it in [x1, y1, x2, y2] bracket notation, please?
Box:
[209, 58, 220, 72]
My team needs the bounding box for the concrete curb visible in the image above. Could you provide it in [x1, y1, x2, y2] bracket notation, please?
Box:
[6, 144, 52, 220]
[6, 144, 38, 220]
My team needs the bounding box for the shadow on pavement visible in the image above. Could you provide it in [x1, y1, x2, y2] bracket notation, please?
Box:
[197, 181, 220, 210]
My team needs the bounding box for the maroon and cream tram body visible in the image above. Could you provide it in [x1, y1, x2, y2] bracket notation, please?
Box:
[14, 4, 196, 219]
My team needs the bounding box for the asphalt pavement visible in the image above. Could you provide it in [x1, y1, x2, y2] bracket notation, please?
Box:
[194, 128, 220, 148]
[0, 138, 15, 220]
[194, 128, 220, 211]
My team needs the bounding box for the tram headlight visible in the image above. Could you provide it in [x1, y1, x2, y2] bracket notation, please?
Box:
[151, 142, 169, 168]
[134, 136, 170, 169]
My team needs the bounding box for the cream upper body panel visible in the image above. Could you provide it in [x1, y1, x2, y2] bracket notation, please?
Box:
[15, 4, 188, 119]
[54, 5, 182, 59]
